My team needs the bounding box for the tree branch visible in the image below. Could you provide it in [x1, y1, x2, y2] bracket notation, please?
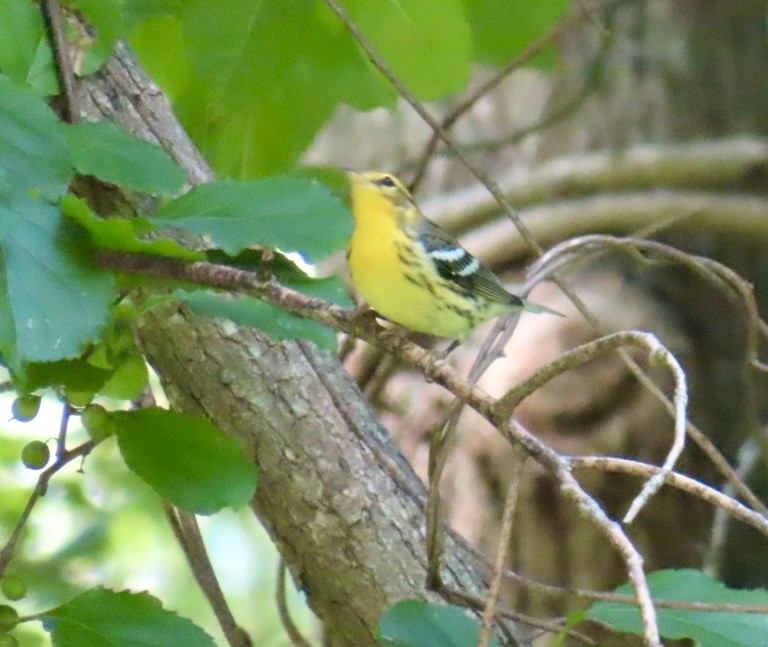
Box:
[459, 189, 768, 267]
[424, 137, 768, 235]
[163, 506, 251, 647]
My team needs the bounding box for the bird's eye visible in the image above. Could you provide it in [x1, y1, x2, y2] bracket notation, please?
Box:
[376, 176, 397, 188]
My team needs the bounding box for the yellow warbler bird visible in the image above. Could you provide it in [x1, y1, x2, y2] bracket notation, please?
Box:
[347, 171, 560, 340]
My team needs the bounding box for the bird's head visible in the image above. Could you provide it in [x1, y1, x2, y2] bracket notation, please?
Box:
[348, 171, 415, 213]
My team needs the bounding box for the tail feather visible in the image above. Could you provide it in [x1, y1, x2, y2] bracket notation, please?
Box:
[519, 299, 565, 317]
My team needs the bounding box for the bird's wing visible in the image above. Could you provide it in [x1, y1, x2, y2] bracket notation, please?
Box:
[416, 218, 522, 306]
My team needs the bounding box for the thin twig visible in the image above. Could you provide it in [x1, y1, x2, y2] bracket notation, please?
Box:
[0, 438, 95, 576]
[424, 312, 534, 588]
[627, 354, 768, 517]
[55, 402, 72, 462]
[569, 456, 768, 538]
[425, 311, 528, 590]
[409, 5, 582, 189]
[425, 444, 448, 589]
[41, 0, 78, 123]
[497, 564, 768, 614]
[478, 457, 524, 647]
[438, 586, 597, 645]
[531, 236, 765, 353]
[164, 506, 252, 647]
[321, 0, 541, 255]
[702, 439, 761, 577]
[418, 26, 611, 178]
[623, 348, 687, 523]
[276, 560, 312, 647]
[528, 235, 768, 516]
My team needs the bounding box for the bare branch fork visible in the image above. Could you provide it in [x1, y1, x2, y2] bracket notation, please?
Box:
[0, 409, 96, 577]
[529, 235, 768, 509]
[494, 330, 688, 524]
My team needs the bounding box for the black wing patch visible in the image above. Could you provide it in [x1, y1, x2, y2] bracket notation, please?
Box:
[418, 221, 522, 306]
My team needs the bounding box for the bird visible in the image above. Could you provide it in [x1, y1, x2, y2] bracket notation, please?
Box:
[346, 170, 560, 340]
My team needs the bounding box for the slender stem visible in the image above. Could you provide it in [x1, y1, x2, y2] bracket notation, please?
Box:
[164, 506, 251, 647]
[275, 560, 312, 647]
[55, 402, 72, 462]
[41, 0, 78, 123]
[0, 439, 95, 577]
[478, 458, 524, 647]
[408, 5, 584, 190]
[570, 456, 768, 538]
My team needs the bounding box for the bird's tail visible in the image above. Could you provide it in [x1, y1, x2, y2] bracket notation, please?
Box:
[520, 298, 565, 317]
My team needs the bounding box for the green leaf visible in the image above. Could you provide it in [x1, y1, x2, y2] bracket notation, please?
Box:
[377, 600, 500, 647]
[554, 610, 587, 647]
[184, 0, 394, 175]
[25, 35, 58, 96]
[346, 0, 472, 100]
[587, 569, 768, 647]
[0, 197, 114, 367]
[41, 587, 215, 647]
[61, 195, 203, 260]
[64, 121, 187, 195]
[127, 13, 192, 106]
[100, 353, 149, 400]
[465, 0, 568, 68]
[20, 359, 113, 394]
[152, 177, 351, 263]
[0, 74, 72, 200]
[70, 0, 124, 74]
[287, 275, 351, 308]
[0, 0, 45, 84]
[124, 0, 184, 28]
[115, 407, 257, 514]
[176, 290, 337, 351]
[129, 0, 393, 176]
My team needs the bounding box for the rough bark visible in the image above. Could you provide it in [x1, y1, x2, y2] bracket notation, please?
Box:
[139, 307, 496, 646]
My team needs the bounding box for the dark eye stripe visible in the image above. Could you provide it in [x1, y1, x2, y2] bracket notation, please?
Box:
[373, 175, 397, 188]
